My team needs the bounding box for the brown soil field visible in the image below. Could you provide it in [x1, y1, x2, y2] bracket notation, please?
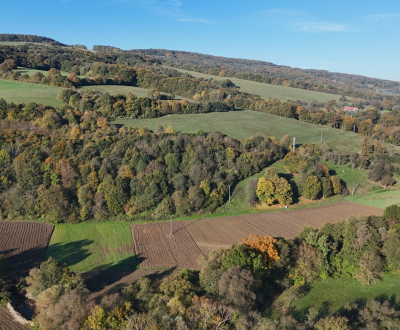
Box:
[0, 308, 28, 330]
[185, 217, 265, 256]
[239, 201, 383, 238]
[130, 202, 382, 270]
[131, 222, 203, 269]
[0, 222, 54, 277]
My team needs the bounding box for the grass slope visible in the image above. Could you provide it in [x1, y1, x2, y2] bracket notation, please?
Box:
[112, 110, 364, 153]
[167, 66, 342, 103]
[290, 274, 400, 320]
[46, 222, 137, 272]
[0, 79, 63, 107]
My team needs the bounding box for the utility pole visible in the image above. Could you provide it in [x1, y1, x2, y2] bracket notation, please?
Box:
[293, 137, 296, 151]
[228, 185, 231, 202]
[170, 214, 174, 235]
[353, 125, 356, 133]
[352, 182, 355, 196]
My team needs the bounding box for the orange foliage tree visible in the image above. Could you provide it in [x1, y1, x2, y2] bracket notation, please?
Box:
[242, 234, 280, 268]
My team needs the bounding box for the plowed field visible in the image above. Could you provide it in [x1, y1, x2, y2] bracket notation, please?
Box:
[0, 309, 28, 330]
[130, 202, 383, 269]
[185, 217, 265, 255]
[131, 222, 203, 269]
[239, 202, 383, 238]
[0, 222, 54, 276]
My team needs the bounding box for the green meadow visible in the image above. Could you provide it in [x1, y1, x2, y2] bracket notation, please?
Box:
[46, 222, 137, 272]
[112, 110, 364, 152]
[0, 79, 63, 107]
[167, 66, 342, 103]
[289, 273, 400, 320]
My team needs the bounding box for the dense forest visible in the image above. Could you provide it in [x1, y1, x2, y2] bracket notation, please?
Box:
[0, 97, 286, 223]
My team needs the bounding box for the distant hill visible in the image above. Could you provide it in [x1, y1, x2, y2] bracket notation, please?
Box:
[130, 49, 400, 96]
[0, 34, 69, 46]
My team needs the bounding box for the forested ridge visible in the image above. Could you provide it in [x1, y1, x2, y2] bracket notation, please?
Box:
[3, 40, 400, 147]
[130, 48, 400, 96]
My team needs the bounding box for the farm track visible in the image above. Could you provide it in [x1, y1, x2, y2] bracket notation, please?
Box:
[0, 308, 28, 330]
[131, 222, 203, 269]
[0, 222, 54, 277]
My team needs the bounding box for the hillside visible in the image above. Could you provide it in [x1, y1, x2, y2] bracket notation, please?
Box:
[131, 48, 400, 96]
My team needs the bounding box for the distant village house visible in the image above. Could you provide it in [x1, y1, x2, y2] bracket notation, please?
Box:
[343, 107, 358, 112]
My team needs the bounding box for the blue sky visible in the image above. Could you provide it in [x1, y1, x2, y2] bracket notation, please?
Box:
[2, 0, 399, 81]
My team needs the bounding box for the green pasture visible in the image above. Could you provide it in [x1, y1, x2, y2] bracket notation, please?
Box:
[0, 79, 63, 107]
[345, 189, 400, 209]
[14, 66, 74, 77]
[77, 85, 193, 101]
[77, 85, 150, 97]
[289, 273, 400, 320]
[112, 110, 364, 152]
[167, 66, 342, 103]
[46, 222, 137, 272]
[0, 41, 29, 46]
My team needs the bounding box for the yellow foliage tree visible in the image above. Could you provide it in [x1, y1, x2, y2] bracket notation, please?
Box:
[256, 177, 275, 205]
[242, 234, 280, 268]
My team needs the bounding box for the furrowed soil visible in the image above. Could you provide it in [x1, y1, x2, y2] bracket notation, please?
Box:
[185, 217, 265, 256]
[130, 202, 382, 269]
[0, 222, 54, 277]
[131, 222, 203, 269]
[239, 201, 383, 238]
[0, 308, 29, 330]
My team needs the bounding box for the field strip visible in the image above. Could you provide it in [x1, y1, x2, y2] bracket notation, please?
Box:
[131, 222, 203, 269]
[238, 201, 383, 239]
[0, 222, 54, 276]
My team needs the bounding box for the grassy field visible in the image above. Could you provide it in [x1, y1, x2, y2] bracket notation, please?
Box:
[112, 110, 364, 153]
[290, 273, 400, 320]
[77, 85, 150, 97]
[46, 222, 137, 272]
[167, 66, 342, 103]
[0, 41, 29, 46]
[0, 79, 63, 107]
[77, 85, 193, 101]
[344, 188, 400, 209]
[15, 66, 74, 77]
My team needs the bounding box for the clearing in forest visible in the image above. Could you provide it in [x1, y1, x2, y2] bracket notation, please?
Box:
[0, 222, 54, 277]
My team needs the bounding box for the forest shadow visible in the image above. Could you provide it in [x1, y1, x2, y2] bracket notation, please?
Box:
[47, 239, 93, 268]
[84, 259, 177, 295]
[4, 246, 49, 278]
